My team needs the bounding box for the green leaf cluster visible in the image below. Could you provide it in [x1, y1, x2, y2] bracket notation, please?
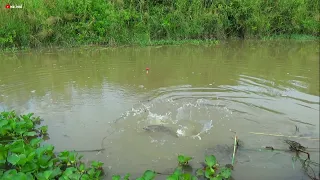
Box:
[0, 111, 104, 180]
[195, 155, 232, 180]
[112, 154, 232, 180]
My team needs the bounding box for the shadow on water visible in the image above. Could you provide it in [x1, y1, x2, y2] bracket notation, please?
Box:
[0, 40, 319, 179]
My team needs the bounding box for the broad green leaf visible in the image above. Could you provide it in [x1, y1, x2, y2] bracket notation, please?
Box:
[210, 176, 223, 180]
[173, 168, 182, 176]
[38, 155, 54, 169]
[2, 169, 18, 179]
[27, 113, 34, 118]
[8, 140, 25, 153]
[178, 155, 185, 163]
[94, 170, 102, 178]
[2, 123, 12, 130]
[27, 151, 36, 161]
[12, 172, 29, 180]
[112, 175, 121, 180]
[16, 121, 26, 127]
[196, 169, 204, 176]
[25, 172, 34, 180]
[3, 169, 18, 175]
[63, 167, 77, 176]
[15, 128, 26, 135]
[25, 120, 34, 129]
[30, 138, 42, 147]
[1, 124, 12, 134]
[0, 120, 8, 127]
[219, 167, 232, 178]
[69, 172, 81, 179]
[24, 131, 37, 137]
[21, 162, 38, 172]
[68, 151, 76, 163]
[79, 163, 85, 172]
[191, 176, 198, 180]
[35, 147, 46, 158]
[81, 174, 90, 180]
[182, 173, 192, 179]
[205, 167, 214, 178]
[178, 155, 192, 164]
[58, 151, 69, 162]
[78, 154, 83, 160]
[86, 168, 95, 177]
[124, 173, 130, 180]
[50, 168, 62, 178]
[136, 178, 145, 180]
[143, 170, 156, 180]
[7, 153, 20, 165]
[47, 159, 54, 168]
[39, 125, 48, 133]
[44, 170, 53, 179]
[9, 121, 17, 130]
[0, 145, 8, 163]
[43, 144, 54, 152]
[166, 174, 179, 180]
[36, 172, 46, 179]
[17, 154, 27, 165]
[91, 160, 103, 168]
[205, 155, 217, 167]
[59, 175, 69, 180]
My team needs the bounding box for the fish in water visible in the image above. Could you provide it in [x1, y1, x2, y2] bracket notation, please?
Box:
[143, 125, 179, 138]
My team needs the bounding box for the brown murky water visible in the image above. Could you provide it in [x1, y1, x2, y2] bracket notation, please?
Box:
[0, 40, 319, 180]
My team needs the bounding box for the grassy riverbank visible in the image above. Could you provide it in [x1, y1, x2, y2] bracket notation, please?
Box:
[0, 0, 319, 50]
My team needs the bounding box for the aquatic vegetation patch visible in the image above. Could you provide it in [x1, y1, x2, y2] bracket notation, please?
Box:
[112, 154, 233, 180]
[0, 111, 104, 179]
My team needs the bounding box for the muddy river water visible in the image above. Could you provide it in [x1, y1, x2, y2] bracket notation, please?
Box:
[0, 40, 319, 179]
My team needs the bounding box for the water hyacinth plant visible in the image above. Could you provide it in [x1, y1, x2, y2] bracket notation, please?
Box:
[0, 111, 104, 179]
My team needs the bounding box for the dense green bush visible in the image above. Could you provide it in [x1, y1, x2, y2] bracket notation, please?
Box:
[0, 0, 319, 49]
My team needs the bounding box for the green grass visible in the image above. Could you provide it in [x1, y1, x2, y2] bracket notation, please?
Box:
[0, 0, 319, 50]
[262, 34, 319, 41]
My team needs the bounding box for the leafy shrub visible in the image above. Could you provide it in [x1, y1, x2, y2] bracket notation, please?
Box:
[0, 0, 318, 49]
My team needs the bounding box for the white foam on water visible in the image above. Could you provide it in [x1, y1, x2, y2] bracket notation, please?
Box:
[176, 125, 189, 137]
[113, 96, 232, 144]
[192, 120, 213, 140]
[146, 111, 172, 125]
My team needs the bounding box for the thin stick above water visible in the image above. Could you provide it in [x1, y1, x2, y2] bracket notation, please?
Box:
[231, 134, 238, 166]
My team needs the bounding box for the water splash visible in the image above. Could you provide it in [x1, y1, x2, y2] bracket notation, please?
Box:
[191, 120, 213, 140]
[112, 90, 233, 143]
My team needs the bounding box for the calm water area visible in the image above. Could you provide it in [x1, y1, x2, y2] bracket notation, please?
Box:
[0, 40, 319, 179]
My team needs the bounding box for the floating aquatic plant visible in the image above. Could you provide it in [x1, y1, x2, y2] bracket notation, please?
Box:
[0, 110, 104, 179]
